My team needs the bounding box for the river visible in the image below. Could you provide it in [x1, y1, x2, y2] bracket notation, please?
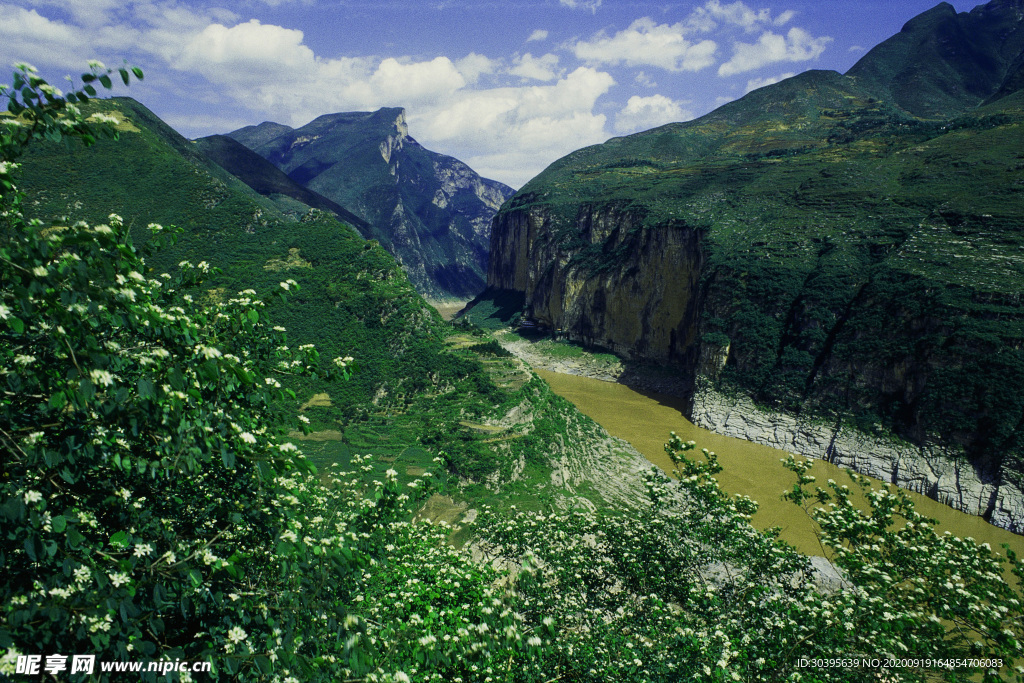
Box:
[536, 369, 1024, 561]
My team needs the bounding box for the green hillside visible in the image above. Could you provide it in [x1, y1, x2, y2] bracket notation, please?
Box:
[487, 15, 1024, 522]
[13, 95, 638, 510]
[192, 133, 371, 230]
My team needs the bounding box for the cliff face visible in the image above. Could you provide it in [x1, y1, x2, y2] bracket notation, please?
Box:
[487, 2, 1024, 530]
[229, 108, 514, 300]
[489, 204, 703, 366]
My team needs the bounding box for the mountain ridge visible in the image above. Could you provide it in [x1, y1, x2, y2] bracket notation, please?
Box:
[227, 107, 514, 300]
[482, 0, 1024, 530]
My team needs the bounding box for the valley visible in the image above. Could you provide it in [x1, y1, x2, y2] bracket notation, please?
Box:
[5, 0, 1024, 677]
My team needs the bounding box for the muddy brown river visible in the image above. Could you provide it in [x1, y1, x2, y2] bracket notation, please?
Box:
[536, 369, 1024, 561]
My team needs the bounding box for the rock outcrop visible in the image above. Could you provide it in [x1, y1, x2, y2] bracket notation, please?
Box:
[691, 382, 1024, 533]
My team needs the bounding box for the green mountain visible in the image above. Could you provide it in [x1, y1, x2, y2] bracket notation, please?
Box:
[12, 95, 647, 513]
[484, 0, 1024, 530]
[227, 109, 515, 300]
[192, 133, 371, 230]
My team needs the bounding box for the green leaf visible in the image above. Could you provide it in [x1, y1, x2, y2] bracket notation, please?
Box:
[98, 74, 112, 89]
[119, 69, 130, 86]
[255, 656, 272, 674]
[110, 530, 129, 548]
[131, 67, 144, 80]
[138, 378, 155, 399]
[49, 391, 67, 410]
[50, 515, 66, 533]
[247, 308, 259, 324]
[9, 317, 23, 334]
[83, 84, 96, 97]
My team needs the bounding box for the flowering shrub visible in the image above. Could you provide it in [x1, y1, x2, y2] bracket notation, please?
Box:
[0, 64, 371, 681]
[474, 435, 1024, 682]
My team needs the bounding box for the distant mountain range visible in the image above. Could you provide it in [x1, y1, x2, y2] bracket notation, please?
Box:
[482, 0, 1024, 530]
[224, 109, 514, 300]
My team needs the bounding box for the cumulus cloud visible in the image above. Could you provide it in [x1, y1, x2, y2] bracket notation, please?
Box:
[614, 94, 692, 133]
[718, 27, 832, 76]
[412, 67, 615, 187]
[455, 52, 497, 84]
[509, 53, 560, 82]
[526, 29, 548, 42]
[744, 71, 796, 93]
[573, 18, 717, 72]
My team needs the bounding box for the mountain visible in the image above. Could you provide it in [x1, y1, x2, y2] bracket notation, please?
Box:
[11, 94, 650, 514]
[192, 133, 371, 230]
[846, 0, 1024, 117]
[483, 0, 1024, 531]
[226, 108, 515, 300]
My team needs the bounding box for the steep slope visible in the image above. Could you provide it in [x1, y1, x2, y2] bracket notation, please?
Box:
[192, 133, 370, 230]
[847, 0, 1024, 117]
[486, 2, 1024, 531]
[228, 108, 515, 300]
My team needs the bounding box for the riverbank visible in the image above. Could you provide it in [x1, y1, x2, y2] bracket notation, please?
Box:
[535, 369, 1024, 562]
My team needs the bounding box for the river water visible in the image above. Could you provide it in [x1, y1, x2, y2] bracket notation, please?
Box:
[536, 369, 1024, 561]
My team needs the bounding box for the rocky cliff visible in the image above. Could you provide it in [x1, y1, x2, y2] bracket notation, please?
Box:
[487, 0, 1024, 530]
[228, 108, 514, 299]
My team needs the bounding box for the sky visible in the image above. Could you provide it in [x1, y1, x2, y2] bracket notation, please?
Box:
[0, 0, 986, 188]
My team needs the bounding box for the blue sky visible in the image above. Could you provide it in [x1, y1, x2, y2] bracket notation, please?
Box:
[0, 0, 984, 187]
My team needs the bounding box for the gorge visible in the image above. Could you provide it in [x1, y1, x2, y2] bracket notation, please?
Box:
[484, 0, 1024, 531]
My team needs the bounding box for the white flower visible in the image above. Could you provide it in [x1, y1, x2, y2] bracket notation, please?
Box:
[394, 673, 411, 683]
[93, 224, 113, 235]
[227, 626, 247, 644]
[109, 572, 129, 587]
[134, 543, 153, 557]
[14, 354, 35, 366]
[279, 281, 291, 291]
[89, 369, 115, 387]
[0, 304, 10, 319]
[198, 345, 222, 359]
[297, 415, 310, 424]
[273, 326, 286, 332]
[278, 443, 298, 453]
[23, 490, 42, 504]
[32, 266, 47, 277]
[24, 432, 44, 446]
[239, 432, 257, 444]
[86, 60, 106, 70]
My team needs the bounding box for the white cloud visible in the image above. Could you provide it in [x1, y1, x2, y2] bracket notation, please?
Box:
[526, 29, 548, 42]
[685, 0, 790, 34]
[574, 18, 717, 72]
[634, 71, 657, 87]
[849, 44, 866, 53]
[180, 20, 316, 74]
[744, 71, 795, 93]
[509, 53, 560, 82]
[774, 9, 796, 26]
[412, 67, 615, 187]
[718, 27, 832, 77]
[614, 94, 692, 134]
[455, 52, 497, 84]
[559, 0, 601, 13]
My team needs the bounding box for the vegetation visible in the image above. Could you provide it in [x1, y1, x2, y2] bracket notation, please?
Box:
[3, 63, 1023, 683]
[494, 67, 1024, 489]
